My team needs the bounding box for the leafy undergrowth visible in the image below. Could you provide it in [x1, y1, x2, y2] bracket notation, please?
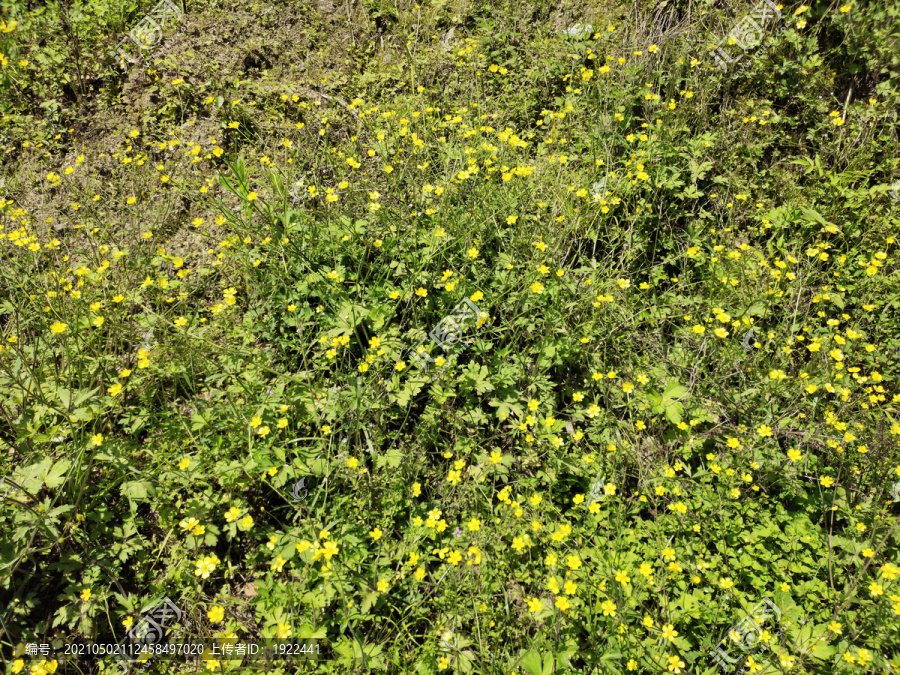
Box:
[1, 0, 900, 674]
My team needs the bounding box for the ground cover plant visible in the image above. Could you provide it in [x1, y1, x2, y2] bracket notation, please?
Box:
[1, 0, 899, 673]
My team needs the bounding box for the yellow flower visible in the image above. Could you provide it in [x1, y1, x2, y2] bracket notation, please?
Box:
[247, 191, 258, 201]
[787, 448, 802, 462]
[207, 606, 225, 622]
[80, 588, 91, 602]
[180, 516, 199, 532]
[275, 623, 292, 639]
[178, 457, 191, 470]
[720, 577, 734, 589]
[467, 247, 479, 258]
[370, 527, 383, 540]
[347, 457, 359, 469]
[714, 327, 729, 338]
[50, 321, 68, 334]
[91, 433, 104, 446]
[820, 475, 834, 488]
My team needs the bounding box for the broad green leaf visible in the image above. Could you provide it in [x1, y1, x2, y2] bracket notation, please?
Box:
[518, 649, 544, 675]
[44, 459, 71, 489]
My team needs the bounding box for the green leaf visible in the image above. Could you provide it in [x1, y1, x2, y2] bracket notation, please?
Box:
[295, 623, 327, 639]
[44, 459, 71, 489]
[376, 448, 403, 469]
[518, 649, 544, 675]
[745, 302, 766, 317]
[662, 380, 688, 401]
[800, 207, 834, 228]
[122, 481, 156, 502]
[14, 458, 52, 494]
[191, 412, 208, 431]
[395, 380, 423, 407]
[360, 591, 379, 615]
[664, 401, 684, 425]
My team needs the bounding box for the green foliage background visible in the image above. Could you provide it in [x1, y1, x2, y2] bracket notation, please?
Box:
[1, 0, 899, 673]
